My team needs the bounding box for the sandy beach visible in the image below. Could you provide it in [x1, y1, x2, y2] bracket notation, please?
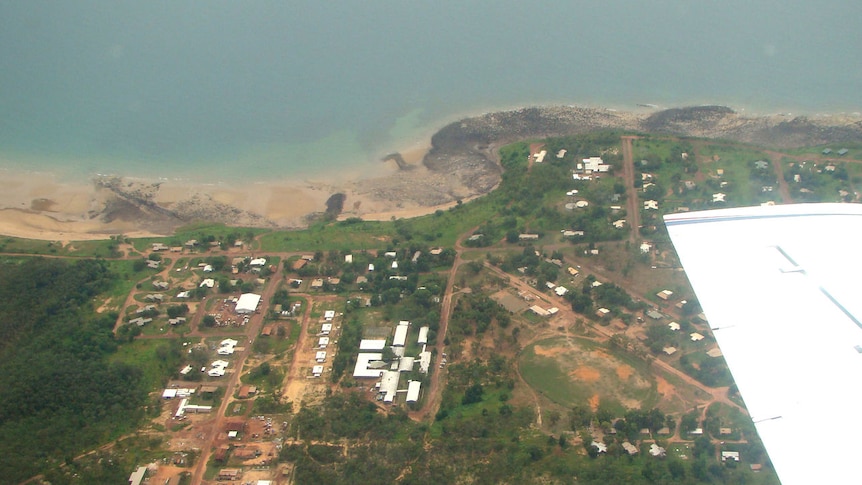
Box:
[0, 141, 439, 241]
[1, 105, 860, 242]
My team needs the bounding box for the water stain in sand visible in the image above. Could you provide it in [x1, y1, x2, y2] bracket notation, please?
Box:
[30, 198, 56, 211]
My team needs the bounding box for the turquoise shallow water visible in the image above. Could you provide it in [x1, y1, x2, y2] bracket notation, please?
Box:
[0, 1, 860, 182]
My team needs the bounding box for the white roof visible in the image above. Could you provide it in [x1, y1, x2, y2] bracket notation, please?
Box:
[359, 339, 387, 350]
[200, 278, 215, 288]
[235, 293, 261, 313]
[316, 351, 327, 361]
[353, 353, 385, 378]
[665, 203, 862, 485]
[318, 337, 329, 347]
[324, 310, 336, 320]
[345, 254, 353, 263]
[380, 370, 400, 402]
[320, 323, 332, 333]
[249, 258, 267, 266]
[393, 325, 409, 346]
[406, 380, 421, 402]
[417, 326, 430, 345]
[418, 351, 432, 373]
[162, 389, 178, 398]
[312, 365, 324, 375]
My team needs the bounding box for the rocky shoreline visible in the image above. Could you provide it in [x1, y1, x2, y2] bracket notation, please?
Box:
[4, 105, 862, 239]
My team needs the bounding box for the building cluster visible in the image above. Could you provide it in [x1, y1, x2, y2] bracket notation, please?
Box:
[352, 320, 430, 404]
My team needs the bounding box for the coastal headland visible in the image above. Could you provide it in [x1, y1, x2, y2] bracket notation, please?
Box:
[2, 105, 861, 241]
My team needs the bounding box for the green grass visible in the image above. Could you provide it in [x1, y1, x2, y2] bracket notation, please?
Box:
[519, 337, 657, 412]
[109, 338, 178, 391]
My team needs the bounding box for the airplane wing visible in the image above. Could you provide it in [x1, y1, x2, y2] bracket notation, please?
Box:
[664, 203, 862, 485]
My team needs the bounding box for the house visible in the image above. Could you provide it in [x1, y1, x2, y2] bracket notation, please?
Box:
[838, 148, 849, 156]
[176, 291, 190, 298]
[690, 332, 705, 342]
[644, 200, 659, 210]
[649, 443, 666, 457]
[310, 278, 324, 289]
[384, 251, 397, 258]
[146, 260, 161, 269]
[613, 219, 627, 228]
[556, 149, 567, 158]
[320, 323, 332, 335]
[200, 278, 215, 288]
[533, 150, 547, 163]
[822, 148, 832, 155]
[555, 286, 569, 296]
[646, 310, 663, 320]
[668, 321, 680, 331]
[312, 365, 324, 377]
[345, 254, 353, 263]
[218, 469, 241, 481]
[656, 290, 674, 300]
[575, 200, 589, 208]
[591, 441, 608, 453]
[324, 310, 336, 321]
[249, 258, 266, 267]
[582, 156, 610, 172]
[722, 451, 741, 462]
[567, 267, 580, 276]
[316, 351, 327, 363]
[622, 442, 639, 455]
[153, 280, 169, 290]
[152, 243, 169, 251]
[596, 308, 610, 318]
[663, 346, 677, 355]
[430, 248, 443, 255]
[519, 233, 540, 241]
[129, 466, 148, 485]
[318, 337, 329, 348]
[640, 242, 651, 253]
[754, 160, 769, 170]
[713, 192, 726, 203]
[292, 259, 307, 270]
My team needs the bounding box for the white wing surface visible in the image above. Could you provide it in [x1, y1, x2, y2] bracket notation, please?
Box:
[664, 203, 862, 485]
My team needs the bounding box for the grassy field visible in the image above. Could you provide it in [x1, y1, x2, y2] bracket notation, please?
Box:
[109, 338, 184, 390]
[519, 337, 657, 415]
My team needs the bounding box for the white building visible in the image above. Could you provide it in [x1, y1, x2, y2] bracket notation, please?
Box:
[406, 380, 422, 403]
[417, 326, 430, 345]
[393, 325, 409, 347]
[235, 293, 261, 314]
[353, 353, 386, 378]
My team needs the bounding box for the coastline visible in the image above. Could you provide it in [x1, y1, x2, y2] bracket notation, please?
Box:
[1, 104, 861, 242]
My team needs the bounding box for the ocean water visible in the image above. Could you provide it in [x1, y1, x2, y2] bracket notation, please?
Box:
[1, 1, 860, 183]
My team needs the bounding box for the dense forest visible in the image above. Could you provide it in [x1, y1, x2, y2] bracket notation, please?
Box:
[0, 258, 157, 483]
